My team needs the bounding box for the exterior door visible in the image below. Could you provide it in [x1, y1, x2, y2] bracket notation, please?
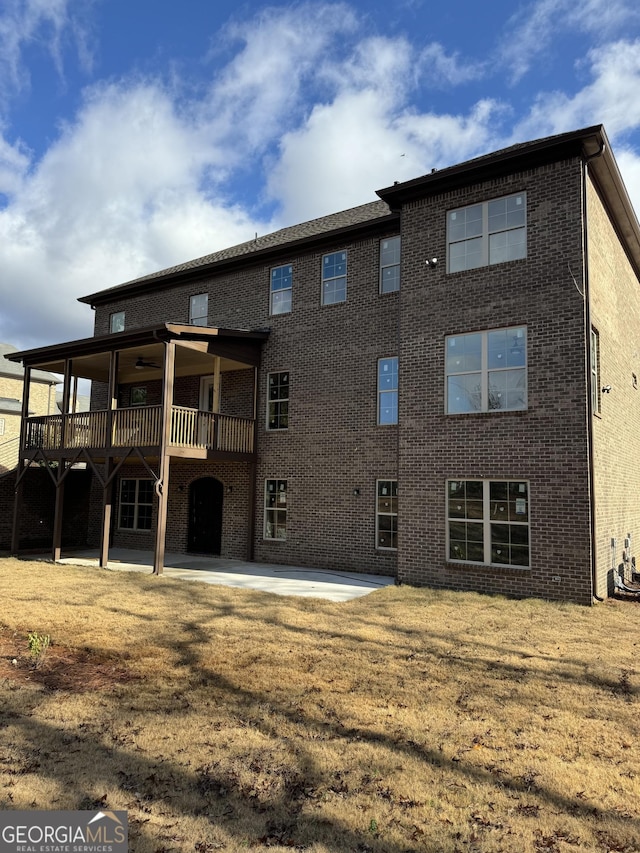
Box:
[188, 477, 223, 554]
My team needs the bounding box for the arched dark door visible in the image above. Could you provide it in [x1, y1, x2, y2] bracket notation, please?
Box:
[188, 477, 223, 554]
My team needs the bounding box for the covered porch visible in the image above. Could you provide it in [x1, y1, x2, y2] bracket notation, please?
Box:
[7, 322, 269, 574]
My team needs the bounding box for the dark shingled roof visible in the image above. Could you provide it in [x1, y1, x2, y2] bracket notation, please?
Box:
[81, 199, 394, 304]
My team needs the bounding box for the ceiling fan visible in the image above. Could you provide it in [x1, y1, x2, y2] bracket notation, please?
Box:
[135, 356, 161, 370]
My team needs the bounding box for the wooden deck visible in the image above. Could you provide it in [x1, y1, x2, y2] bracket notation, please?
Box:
[23, 406, 255, 458]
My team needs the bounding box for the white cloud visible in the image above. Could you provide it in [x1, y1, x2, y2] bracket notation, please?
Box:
[500, 0, 640, 82]
[418, 43, 485, 87]
[513, 40, 640, 141]
[0, 0, 92, 106]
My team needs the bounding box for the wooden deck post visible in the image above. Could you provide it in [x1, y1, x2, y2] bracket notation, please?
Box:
[99, 460, 114, 568]
[51, 468, 65, 562]
[153, 341, 175, 575]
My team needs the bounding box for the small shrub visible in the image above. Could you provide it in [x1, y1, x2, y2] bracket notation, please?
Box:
[28, 632, 51, 668]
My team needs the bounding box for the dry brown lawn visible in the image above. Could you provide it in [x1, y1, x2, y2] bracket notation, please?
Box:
[0, 556, 639, 853]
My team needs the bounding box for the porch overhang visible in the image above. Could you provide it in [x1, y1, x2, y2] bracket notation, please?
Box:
[6, 322, 270, 381]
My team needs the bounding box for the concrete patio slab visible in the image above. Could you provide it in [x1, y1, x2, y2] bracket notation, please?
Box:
[55, 549, 395, 602]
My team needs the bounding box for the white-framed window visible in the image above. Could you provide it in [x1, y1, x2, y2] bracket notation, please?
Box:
[0, 418, 5, 436]
[322, 251, 347, 305]
[267, 371, 289, 430]
[264, 479, 287, 539]
[380, 236, 401, 294]
[131, 387, 147, 406]
[378, 357, 398, 425]
[447, 479, 530, 567]
[118, 479, 153, 531]
[110, 311, 125, 333]
[189, 293, 208, 326]
[446, 326, 527, 414]
[376, 479, 398, 549]
[591, 327, 600, 415]
[447, 192, 526, 273]
[270, 264, 292, 315]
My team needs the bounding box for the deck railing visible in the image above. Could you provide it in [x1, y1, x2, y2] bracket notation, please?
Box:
[23, 406, 254, 456]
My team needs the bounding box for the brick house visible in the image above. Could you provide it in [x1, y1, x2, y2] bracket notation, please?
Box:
[7, 124, 640, 604]
[0, 343, 58, 475]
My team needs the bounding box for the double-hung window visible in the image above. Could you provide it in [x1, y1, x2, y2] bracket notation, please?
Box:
[264, 479, 287, 539]
[590, 328, 600, 415]
[446, 326, 526, 413]
[267, 371, 289, 430]
[110, 311, 125, 333]
[270, 264, 292, 314]
[189, 293, 208, 326]
[380, 237, 400, 294]
[447, 479, 530, 567]
[376, 480, 398, 549]
[322, 251, 347, 305]
[447, 192, 526, 273]
[378, 357, 398, 425]
[119, 479, 153, 531]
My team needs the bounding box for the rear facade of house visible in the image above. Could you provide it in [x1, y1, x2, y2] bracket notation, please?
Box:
[8, 124, 640, 604]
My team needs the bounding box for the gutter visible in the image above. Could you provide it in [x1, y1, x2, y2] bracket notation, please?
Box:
[582, 138, 606, 602]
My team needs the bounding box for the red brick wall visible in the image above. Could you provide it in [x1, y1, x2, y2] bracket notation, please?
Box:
[397, 157, 594, 603]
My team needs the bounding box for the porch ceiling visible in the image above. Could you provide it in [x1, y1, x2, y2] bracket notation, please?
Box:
[6, 323, 269, 382]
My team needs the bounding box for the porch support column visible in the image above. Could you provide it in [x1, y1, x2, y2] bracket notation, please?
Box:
[247, 365, 259, 561]
[153, 341, 175, 575]
[99, 351, 119, 567]
[52, 359, 73, 561]
[99, 460, 114, 568]
[11, 366, 31, 554]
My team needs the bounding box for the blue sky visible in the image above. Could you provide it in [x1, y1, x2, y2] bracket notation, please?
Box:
[2, 0, 640, 350]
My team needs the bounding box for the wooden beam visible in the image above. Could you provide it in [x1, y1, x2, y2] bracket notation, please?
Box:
[51, 466, 65, 562]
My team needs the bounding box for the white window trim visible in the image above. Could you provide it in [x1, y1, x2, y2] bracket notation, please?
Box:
[264, 479, 287, 540]
[445, 326, 527, 414]
[446, 479, 530, 568]
[0, 418, 5, 436]
[321, 251, 347, 305]
[118, 478, 153, 532]
[590, 328, 600, 415]
[189, 293, 209, 326]
[266, 371, 289, 431]
[377, 356, 398, 425]
[376, 479, 398, 550]
[110, 311, 125, 333]
[446, 192, 527, 273]
[379, 236, 401, 294]
[270, 264, 293, 315]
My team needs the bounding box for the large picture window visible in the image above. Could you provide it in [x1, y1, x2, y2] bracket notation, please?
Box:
[447, 479, 530, 567]
[378, 357, 398, 424]
[270, 264, 292, 315]
[446, 326, 527, 413]
[447, 192, 526, 273]
[322, 251, 347, 305]
[118, 479, 153, 531]
[380, 236, 400, 294]
[264, 479, 287, 539]
[267, 372, 289, 430]
[376, 480, 398, 549]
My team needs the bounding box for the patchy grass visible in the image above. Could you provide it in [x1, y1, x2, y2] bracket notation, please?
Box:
[0, 557, 639, 853]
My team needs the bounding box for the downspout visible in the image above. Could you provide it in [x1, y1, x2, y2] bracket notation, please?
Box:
[582, 138, 605, 602]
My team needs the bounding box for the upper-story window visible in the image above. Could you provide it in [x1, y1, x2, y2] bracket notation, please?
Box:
[378, 357, 398, 425]
[270, 264, 292, 315]
[447, 192, 526, 273]
[0, 418, 5, 436]
[110, 311, 125, 333]
[189, 294, 208, 326]
[446, 326, 527, 414]
[322, 251, 347, 305]
[380, 236, 401, 294]
[267, 371, 289, 430]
